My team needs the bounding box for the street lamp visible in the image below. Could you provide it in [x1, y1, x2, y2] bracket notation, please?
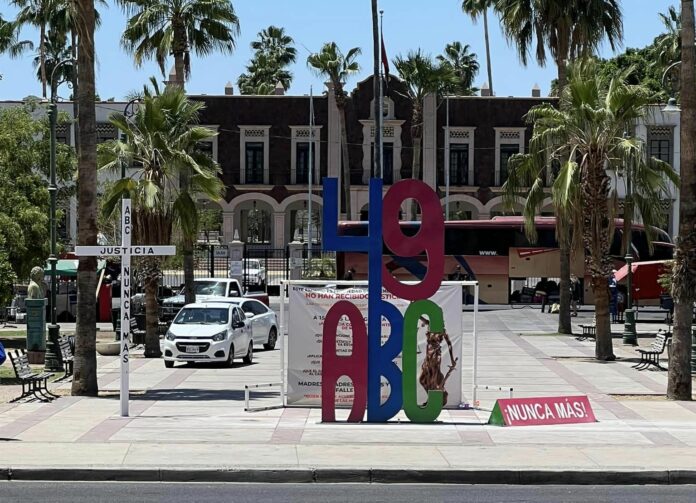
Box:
[45, 58, 74, 372]
[620, 132, 638, 346]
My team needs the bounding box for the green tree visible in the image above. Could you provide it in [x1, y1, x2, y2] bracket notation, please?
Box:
[307, 42, 361, 220]
[0, 14, 33, 79]
[494, 0, 623, 335]
[462, 0, 494, 94]
[99, 86, 224, 357]
[238, 25, 296, 94]
[0, 108, 48, 281]
[12, 0, 54, 98]
[520, 60, 676, 361]
[119, 0, 240, 87]
[668, 0, 696, 401]
[654, 6, 683, 75]
[238, 52, 292, 95]
[394, 50, 454, 219]
[32, 29, 73, 94]
[437, 41, 479, 96]
[120, 0, 238, 306]
[72, 0, 99, 396]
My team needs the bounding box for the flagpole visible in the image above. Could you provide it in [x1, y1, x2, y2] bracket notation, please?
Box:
[379, 9, 385, 180]
[372, 0, 381, 182]
[308, 86, 314, 263]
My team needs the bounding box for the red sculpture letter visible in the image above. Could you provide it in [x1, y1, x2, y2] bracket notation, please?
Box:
[321, 301, 368, 422]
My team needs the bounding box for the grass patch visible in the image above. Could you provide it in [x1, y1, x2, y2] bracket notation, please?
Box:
[0, 330, 26, 338]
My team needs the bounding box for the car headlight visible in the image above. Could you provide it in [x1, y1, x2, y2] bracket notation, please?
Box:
[165, 330, 176, 341]
[212, 330, 227, 342]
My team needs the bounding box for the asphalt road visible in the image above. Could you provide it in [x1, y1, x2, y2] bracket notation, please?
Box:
[1, 482, 694, 503]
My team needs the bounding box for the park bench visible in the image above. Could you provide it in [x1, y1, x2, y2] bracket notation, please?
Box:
[576, 323, 596, 341]
[57, 336, 74, 380]
[8, 349, 58, 402]
[633, 331, 669, 371]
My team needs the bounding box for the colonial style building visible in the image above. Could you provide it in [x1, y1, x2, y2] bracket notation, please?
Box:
[1, 75, 681, 248]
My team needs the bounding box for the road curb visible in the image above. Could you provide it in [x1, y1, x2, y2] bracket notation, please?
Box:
[4, 467, 696, 485]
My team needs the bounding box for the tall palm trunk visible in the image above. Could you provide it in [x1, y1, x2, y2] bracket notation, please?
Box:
[336, 88, 352, 219]
[584, 154, 615, 361]
[482, 8, 493, 94]
[71, 30, 79, 153]
[40, 21, 47, 98]
[668, 0, 696, 400]
[170, 48, 196, 305]
[556, 61, 572, 334]
[142, 257, 162, 357]
[71, 0, 98, 396]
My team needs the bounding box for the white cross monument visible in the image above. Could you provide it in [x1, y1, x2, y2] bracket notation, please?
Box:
[75, 199, 175, 416]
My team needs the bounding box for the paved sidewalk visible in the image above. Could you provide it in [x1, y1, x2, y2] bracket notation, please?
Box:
[1, 308, 695, 483]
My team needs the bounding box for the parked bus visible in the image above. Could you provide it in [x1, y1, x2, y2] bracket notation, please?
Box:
[336, 217, 673, 304]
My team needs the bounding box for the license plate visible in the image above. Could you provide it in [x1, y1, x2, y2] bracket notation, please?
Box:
[185, 345, 199, 353]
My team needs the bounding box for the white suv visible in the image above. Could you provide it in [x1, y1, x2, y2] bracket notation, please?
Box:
[162, 302, 252, 368]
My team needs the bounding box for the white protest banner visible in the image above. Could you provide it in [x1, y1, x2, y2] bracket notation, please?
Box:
[286, 285, 463, 408]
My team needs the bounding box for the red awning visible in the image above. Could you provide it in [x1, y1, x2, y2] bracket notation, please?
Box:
[614, 260, 669, 300]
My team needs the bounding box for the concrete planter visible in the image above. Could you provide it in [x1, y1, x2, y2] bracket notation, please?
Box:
[96, 341, 121, 356]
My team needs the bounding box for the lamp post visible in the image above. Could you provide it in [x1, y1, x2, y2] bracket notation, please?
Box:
[622, 252, 638, 345]
[621, 131, 637, 346]
[45, 58, 74, 372]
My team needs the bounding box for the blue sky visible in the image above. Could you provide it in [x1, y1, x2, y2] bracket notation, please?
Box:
[0, 0, 678, 101]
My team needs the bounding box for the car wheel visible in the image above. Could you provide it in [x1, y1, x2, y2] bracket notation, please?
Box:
[164, 360, 174, 369]
[264, 327, 277, 350]
[226, 343, 235, 367]
[243, 341, 253, 364]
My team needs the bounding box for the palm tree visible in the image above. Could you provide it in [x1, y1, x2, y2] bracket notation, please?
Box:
[13, 0, 54, 98]
[119, 0, 240, 87]
[493, 0, 623, 335]
[251, 25, 296, 66]
[394, 50, 454, 219]
[238, 52, 292, 94]
[49, 0, 107, 152]
[98, 86, 224, 357]
[0, 15, 33, 75]
[308, 42, 361, 219]
[71, 0, 98, 396]
[437, 41, 479, 96]
[33, 29, 73, 95]
[494, 0, 623, 91]
[654, 6, 683, 73]
[521, 60, 676, 361]
[668, 0, 696, 401]
[238, 25, 296, 94]
[120, 0, 238, 305]
[462, 0, 494, 94]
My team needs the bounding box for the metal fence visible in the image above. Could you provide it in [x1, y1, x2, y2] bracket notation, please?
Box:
[160, 244, 230, 289]
[243, 246, 288, 294]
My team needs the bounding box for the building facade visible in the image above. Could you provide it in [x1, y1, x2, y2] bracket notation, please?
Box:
[1, 75, 681, 248]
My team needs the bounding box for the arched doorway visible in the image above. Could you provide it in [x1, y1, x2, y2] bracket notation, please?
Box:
[285, 200, 322, 244]
[238, 200, 273, 245]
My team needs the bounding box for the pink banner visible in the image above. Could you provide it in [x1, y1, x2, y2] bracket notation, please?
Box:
[490, 395, 596, 426]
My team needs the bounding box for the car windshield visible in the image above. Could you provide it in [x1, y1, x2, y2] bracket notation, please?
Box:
[184, 281, 227, 296]
[174, 308, 229, 325]
[244, 260, 261, 269]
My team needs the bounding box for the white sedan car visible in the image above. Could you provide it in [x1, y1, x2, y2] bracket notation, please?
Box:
[229, 297, 278, 350]
[241, 259, 266, 287]
[162, 302, 253, 368]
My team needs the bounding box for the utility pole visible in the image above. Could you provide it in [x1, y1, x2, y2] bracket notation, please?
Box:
[308, 87, 314, 264]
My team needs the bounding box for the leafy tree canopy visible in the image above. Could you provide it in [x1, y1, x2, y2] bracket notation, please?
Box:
[0, 105, 75, 302]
